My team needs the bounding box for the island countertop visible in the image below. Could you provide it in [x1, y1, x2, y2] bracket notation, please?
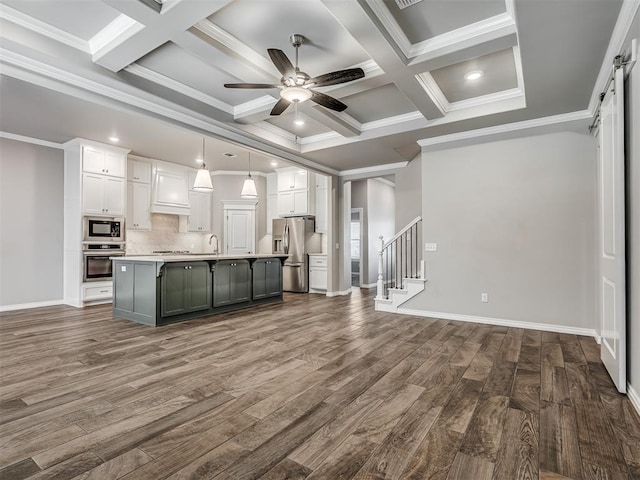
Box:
[113, 253, 287, 262]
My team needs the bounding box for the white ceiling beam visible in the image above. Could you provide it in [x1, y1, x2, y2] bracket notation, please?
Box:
[94, 0, 232, 72]
[305, 107, 361, 138]
[321, 0, 445, 121]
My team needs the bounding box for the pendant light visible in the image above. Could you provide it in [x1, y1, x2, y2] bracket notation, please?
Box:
[193, 137, 213, 192]
[241, 152, 258, 199]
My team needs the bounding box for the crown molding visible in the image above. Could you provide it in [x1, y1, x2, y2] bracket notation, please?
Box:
[124, 63, 234, 114]
[0, 131, 63, 149]
[339, 161, 408, 177]
[363, 0, 516, 61]
[361, 111, 424, 132]
[418, 110, 592, 148]
[588, 0, 640, 114]
[0, 3, 89, 53]
[447, 87, 523, 112]
[415, 72, 450, 113]
[233, 95, 279, 117]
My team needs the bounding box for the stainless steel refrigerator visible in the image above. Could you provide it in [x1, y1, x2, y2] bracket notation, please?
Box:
[273, 216, 317, 292]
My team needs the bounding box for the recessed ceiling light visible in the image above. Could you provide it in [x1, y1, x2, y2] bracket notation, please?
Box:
[195, 157, 203, 163]
[270, 161, 278, 167]
[108, 136, 119, 142]
[464, 70, 483, 81]
[294, 119, 305, 126]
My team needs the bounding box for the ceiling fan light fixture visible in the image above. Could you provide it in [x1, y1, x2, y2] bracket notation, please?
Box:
[280, 86, 312, 103]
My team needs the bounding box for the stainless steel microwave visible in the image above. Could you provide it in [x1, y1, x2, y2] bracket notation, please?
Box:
[83, 216, 125, 243]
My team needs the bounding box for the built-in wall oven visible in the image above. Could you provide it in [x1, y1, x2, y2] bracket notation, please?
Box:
[82, 244, 125, 282]
[83, 217, 125, 243]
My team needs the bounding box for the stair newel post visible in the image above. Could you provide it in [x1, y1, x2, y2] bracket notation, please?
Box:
[377, 235, 385, 299]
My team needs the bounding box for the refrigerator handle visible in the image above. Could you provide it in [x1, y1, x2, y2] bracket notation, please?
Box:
[283, 223, 289, 254]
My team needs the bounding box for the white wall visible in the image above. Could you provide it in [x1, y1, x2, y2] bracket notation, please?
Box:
[404, 131, 597, 332]
[623, 11, 640, 402]
[211, 174, 267, 252]
[0, 138, 64, 307]
[395, 154, 422, 230]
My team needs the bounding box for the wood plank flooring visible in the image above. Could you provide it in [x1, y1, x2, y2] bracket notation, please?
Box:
[1, 290, 639, 479]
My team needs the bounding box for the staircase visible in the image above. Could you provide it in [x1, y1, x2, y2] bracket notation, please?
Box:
[374, 217, 426, 312]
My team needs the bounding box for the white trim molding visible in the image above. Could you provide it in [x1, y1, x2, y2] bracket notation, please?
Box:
[628, 383, 640, 417]
[212, 170, 267, 177]
[418, 110, 592, 148]
[339, 161, 408, 177]
[396, 307, 599, 339]
[326, 289, 353, 297]
[0, 131, 63, 149]
[0, 300, 63, 312]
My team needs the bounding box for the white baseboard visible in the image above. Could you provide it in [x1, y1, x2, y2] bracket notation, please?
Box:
[359, 283, 377, 289]
[396, 307, 599, 340]
[0, 299, 63, 312]
[628, 383, 640, 417]
[326, 289, 353, 297]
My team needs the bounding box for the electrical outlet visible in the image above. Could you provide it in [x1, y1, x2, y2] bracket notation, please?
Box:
[425, 243, 438, 252]
[481, 293, 488, 303]
[335, 243, 340, 250]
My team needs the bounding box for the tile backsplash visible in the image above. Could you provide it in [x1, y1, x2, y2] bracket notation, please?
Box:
[126, 214, 210, 254]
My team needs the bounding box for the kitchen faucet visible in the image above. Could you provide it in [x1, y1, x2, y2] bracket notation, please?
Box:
[209, 234, 219, 254]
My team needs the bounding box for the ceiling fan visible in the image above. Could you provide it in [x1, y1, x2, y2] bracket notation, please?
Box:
[224, 34, 364, 116]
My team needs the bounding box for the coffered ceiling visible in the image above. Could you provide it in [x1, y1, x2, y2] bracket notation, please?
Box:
[0, 0, 625, 173]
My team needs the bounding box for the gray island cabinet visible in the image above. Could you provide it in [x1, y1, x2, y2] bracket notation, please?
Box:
[112, 254, 287, 326]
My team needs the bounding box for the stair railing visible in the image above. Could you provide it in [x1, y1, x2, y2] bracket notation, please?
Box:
[376, 217, 422, 300]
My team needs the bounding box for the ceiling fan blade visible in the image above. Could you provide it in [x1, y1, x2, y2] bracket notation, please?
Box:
[267, 49, 296, 79]
[307, 68, 365, 87]
[310, 91, 348, 112]
[224, 83, 279, 89]
[270, 98, 291, 115]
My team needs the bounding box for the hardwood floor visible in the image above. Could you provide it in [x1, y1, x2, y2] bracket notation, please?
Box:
[1, 290, 639, 479]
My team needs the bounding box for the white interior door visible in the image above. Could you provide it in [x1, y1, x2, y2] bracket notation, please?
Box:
[225, 208, 255, 255]
[598, 67, 626, 393]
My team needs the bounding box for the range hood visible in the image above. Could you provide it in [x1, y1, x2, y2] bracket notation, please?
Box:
[151, 161, 191, 215]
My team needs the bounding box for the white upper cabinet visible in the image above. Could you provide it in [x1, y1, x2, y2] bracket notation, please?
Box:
[127, 158, 151, 184]
[315, 174, 328, 233]
[277, 169, 308, 191]
[82, 147, 125, 178]
[188, 191, 211, 232]
[127, 182, 151, 230]
[82, 173, 125, 216]
[276, 167, 315, 216]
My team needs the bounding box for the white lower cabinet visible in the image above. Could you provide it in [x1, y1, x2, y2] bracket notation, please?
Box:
[82, 281, 113, 302]
[309, 254, 327, 292]
[82, 173, 125, 216]
[127, 182, 151, 230]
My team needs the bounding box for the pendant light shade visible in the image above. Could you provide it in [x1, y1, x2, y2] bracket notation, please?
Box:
[241, 153, 258, 199]
[193, 137, 213, 192]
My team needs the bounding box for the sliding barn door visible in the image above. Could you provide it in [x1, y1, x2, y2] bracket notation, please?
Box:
[598, 67, 626, 393]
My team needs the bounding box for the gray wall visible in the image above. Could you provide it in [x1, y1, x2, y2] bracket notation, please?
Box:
[405, 131, 597, 330]
[395, 154, 422, 230]
[351, 180, 368, 283]
[0, 138, 64, 307]
[623, 11, 640, 401]
[211, 174, 267, 251]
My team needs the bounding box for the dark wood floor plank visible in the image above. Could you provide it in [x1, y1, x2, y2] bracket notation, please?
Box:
[493, 407, 538, 480]
[306, 435, 376, 480]
[1, 293, 638, 480]
[540, 401, 584, 480]
[459, 393, 509, 462]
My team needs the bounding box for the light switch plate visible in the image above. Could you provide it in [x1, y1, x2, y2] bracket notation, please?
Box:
[425, 243, 438, 252]
[121, 265, 127, 272]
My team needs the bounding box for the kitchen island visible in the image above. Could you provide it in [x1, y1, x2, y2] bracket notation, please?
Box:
[112, 254, 287, 326]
